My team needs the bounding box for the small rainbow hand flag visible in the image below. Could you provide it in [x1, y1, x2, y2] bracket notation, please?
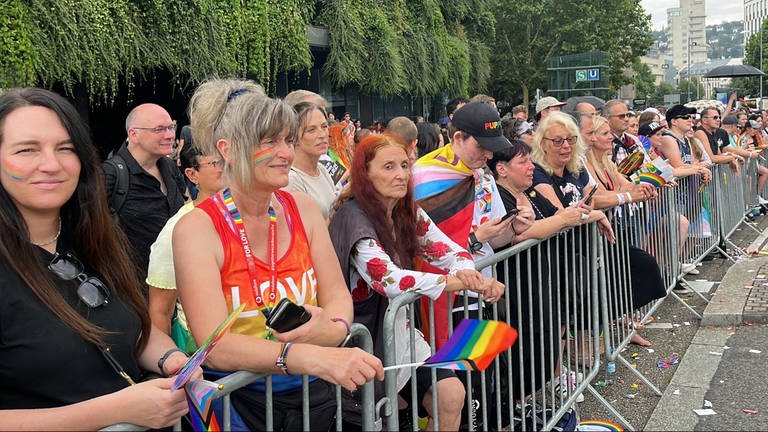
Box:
[384, 319, 517, 372]
[172, 303, 246, 391]
[636, 172, 667, 187]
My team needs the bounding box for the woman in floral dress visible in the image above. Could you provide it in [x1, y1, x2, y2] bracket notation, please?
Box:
[329, 133, 503, 431]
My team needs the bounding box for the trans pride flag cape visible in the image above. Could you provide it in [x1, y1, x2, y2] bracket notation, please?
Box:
[412, 145, 476, 348]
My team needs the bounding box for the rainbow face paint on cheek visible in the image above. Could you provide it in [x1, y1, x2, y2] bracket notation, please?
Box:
[252, 147, 275, 165]
[2, 160, 24, 180]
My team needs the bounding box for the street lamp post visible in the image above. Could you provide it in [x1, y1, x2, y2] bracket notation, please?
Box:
[687, 41, 698, 103]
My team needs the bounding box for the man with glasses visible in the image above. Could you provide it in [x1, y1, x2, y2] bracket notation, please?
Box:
[693, 107, 736, 165]
[103, 103, 188, 293]
[602, 100, 650, 165]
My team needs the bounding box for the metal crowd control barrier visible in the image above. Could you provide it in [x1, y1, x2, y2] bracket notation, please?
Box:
[101, 323, 379, 432]
[379, 225, 601, 431]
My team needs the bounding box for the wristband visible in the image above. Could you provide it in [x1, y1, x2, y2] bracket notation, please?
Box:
[331, 317, 352, 347]
[158, 347, 183, 376]
[625, 192, 633, 204]
[617, 193, 625, 205]
[276, 342, 293, 374]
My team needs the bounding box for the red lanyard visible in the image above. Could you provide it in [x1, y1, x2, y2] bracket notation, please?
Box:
[215, 188, 279, 312]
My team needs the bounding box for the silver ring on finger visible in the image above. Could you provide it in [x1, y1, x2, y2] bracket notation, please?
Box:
[580, 213, 589, 222]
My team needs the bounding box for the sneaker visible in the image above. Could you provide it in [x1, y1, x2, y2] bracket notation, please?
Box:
[550, 371, 585, 403]
[681, 263, 700, 275]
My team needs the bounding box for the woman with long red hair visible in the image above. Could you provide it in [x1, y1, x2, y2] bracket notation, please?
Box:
[328, 133, 503, 430]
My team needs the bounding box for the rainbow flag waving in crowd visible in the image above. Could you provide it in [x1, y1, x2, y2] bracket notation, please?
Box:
[384, 319, 518, 372]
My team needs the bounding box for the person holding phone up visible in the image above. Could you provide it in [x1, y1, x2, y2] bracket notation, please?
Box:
[174, 79, 383, 431]
[328, 133, 504, 431]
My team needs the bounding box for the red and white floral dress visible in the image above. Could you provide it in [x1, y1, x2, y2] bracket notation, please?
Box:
[349, 207, 475, 389]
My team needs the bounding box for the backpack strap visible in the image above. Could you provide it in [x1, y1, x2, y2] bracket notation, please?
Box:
[104, 154, 130, 215]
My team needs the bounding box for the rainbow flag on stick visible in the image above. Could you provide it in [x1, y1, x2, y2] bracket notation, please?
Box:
[172, 303, 246, 391]
[383, 319, 517, 372]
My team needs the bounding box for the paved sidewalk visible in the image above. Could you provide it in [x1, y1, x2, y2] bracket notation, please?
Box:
[644, 218, 768, 431]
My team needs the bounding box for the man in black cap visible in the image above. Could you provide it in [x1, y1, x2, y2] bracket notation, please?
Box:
[660, 104, 712, 180]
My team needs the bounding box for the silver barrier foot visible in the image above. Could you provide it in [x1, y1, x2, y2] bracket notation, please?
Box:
[678, 278, 710, 304]
[615, 353, 662, 396]
[716, 243, 740, 264]
[668, 290, 703, 319]
[586, 384, 636, 431]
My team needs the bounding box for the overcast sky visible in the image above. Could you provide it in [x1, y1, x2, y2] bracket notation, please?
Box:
[641, 0, 744, 30]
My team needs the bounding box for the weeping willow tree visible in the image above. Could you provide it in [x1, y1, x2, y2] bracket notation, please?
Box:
[317, 0, 496, 97]
[1, 0, 494, 103]
[0, 0, 313, 104]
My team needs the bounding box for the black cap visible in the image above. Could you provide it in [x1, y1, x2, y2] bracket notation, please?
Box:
[452, 102, 512, 152]
[665, 105, 697, 124]
[722, 116, 738, 125]
[638, 121, 663, 136]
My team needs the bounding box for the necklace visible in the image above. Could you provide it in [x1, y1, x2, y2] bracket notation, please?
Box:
[32, 217, 62, 247]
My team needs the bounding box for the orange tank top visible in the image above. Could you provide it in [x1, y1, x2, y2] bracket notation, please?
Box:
[197, 189, 318, 339]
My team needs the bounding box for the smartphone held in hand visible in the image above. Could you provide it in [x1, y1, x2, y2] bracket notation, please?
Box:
[266, 298, 311, 332]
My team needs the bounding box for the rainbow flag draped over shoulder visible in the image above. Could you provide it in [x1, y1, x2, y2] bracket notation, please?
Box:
[425, 319, 518, 371]
[412, 145, 477, 348]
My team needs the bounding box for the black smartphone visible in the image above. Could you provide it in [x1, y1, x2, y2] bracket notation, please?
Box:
[583, 185, 598, 206]
[501, 208, 520, 221]
[266, 298, 311, 332]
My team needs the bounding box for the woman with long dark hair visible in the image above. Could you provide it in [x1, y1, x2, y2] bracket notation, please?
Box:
[0, 88, 189, 429]
[329, 133, 503, 430]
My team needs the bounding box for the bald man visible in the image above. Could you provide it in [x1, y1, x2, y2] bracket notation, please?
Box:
[103, 103, 187, 290]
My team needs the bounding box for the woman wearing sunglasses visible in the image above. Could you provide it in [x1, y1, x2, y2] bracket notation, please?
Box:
[175, 78, 383, 430]
[0, 88, 190, 429]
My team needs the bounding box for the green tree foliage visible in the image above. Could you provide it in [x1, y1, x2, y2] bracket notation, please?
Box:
[632, 60, 656, 101]
[1, 0, 313, 104]
[677, 78, 705, 103]
[318, 0, 496, 98]
[491, 0, 653, 108]
[647, 82, 676, 106]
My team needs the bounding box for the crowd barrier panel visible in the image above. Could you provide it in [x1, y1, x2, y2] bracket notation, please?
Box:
[379, 225, 602, 431]
[716, 162, 752, 260]
[102, 323, 379, 432]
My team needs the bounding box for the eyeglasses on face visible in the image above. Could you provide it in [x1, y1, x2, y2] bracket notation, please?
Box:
[196, 159, 224, 169]
[704, 116, 721, 120]
[610, 113, 629, 119]
[543, 135, 578, 147]
[48, 252, 110, 308]
[132, 121, 178, 134]
[674, 115, 692, 120]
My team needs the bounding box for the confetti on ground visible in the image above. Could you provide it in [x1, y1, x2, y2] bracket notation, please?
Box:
[749, 349, 762, 354]
[631, 352, 639, 358]
[673, 323, 681, 327]
[723, 346, 730, 350]
[743, 409, 759, 414]
[704, 400, 712, 408]
[657, 354, 680, 369]
[672, 389, 680, 395]
[694, 409, 717, 416]
[719, 380, 724, 384]
[683, 322, 691, 326]
[625, 393, 636, 399]
[709, 351, 723, 356]
[647, 348, 655, 353]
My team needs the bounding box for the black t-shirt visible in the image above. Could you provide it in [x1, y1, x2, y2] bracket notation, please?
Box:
[696, 126, 729, 155]
[0, 237, 142, 409]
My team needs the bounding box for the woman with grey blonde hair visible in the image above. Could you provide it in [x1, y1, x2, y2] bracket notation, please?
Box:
[175, 78, 383, 430]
